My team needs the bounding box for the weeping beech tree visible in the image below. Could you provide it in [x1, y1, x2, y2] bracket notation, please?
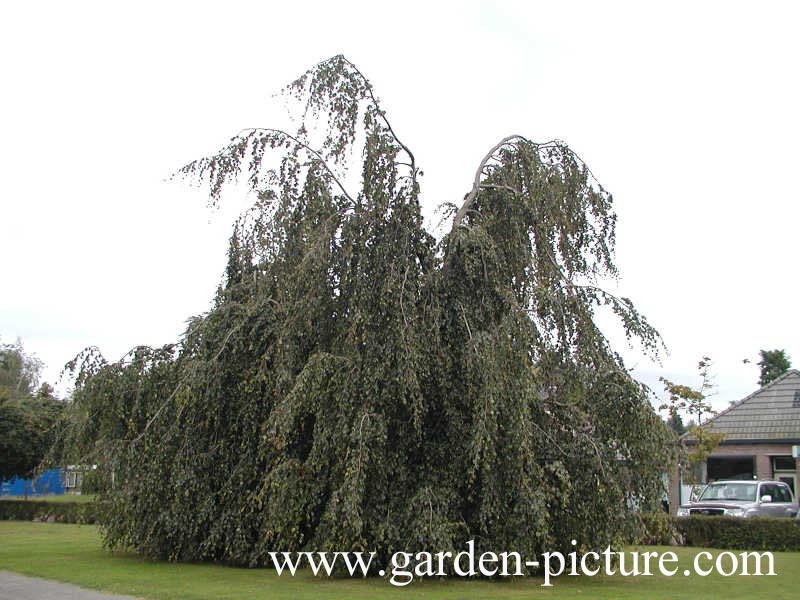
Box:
[57, 56, 675, 569]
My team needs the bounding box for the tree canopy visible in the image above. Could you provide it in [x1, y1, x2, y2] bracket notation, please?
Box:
[0, 338, 43, 398]
[57, 56, 675, 570]
[0, 339, 62, 483]
[757, 349, 791, 386]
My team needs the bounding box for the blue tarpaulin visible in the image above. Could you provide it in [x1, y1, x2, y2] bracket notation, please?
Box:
[0, 468, 65, 496]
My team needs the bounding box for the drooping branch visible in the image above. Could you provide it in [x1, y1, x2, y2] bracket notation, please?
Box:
[288, 54, 418, 186]
[450, 135, 607, 235]
[340, 58, 416, 172]
[176, 127, 357, 207]
[450, 135, 525, 233]
[445, 133, 662, 360]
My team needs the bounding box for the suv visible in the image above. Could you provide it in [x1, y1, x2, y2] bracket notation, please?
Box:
[676, 480, 798, 518]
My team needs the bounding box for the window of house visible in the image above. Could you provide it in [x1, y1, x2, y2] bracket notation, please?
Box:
[65, 472, 77, 488]
[772, 456, 796, 471]
[707, 456, 754, 480]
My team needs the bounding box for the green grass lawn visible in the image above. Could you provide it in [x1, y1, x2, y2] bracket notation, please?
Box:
[0, 521, 798, 599]
[0, 494, 96, 503]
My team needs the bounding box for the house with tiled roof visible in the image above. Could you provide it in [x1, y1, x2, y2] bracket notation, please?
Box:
[668, 369, 800, 511]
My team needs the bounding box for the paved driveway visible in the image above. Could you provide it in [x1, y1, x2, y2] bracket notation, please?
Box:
[0, 572, 140, 600]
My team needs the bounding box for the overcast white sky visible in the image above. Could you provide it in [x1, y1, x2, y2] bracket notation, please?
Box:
[1, 1, 798, 414]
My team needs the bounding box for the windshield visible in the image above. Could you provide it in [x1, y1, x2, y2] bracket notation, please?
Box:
[699, 483, 757, 502]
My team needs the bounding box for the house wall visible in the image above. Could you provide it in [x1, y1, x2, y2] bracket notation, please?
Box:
[707, 442, 796, 479]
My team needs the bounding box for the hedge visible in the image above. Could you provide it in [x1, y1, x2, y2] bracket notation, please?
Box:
[637, 512, 800, 551]
[0, 499, 100, 524]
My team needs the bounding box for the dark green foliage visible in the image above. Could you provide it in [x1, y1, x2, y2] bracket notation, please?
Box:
[0, 340, 62, 483]
[0, 499, 99, 524]
[667, 412, 686, 435]
[56, 56, 676, 569]
[757, 349, 791, 386]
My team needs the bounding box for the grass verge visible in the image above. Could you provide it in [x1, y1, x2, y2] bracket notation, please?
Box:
[1, 521, 798, 599]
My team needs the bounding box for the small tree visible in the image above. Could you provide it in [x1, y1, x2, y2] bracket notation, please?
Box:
[660, 357, 723, 483]
[660, 356, 714, 425]
[757, 349, 791, 386]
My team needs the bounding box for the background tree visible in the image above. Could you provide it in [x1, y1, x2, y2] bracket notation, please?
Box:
[757, 349, 791, 386]
[0, 338, 43, 397]
[0, 339, 62, 487]
[57, 56, 676, 570]
[666, 412, 686, 436]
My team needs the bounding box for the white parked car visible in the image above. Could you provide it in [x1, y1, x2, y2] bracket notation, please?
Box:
[676, 480, 798, 518]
